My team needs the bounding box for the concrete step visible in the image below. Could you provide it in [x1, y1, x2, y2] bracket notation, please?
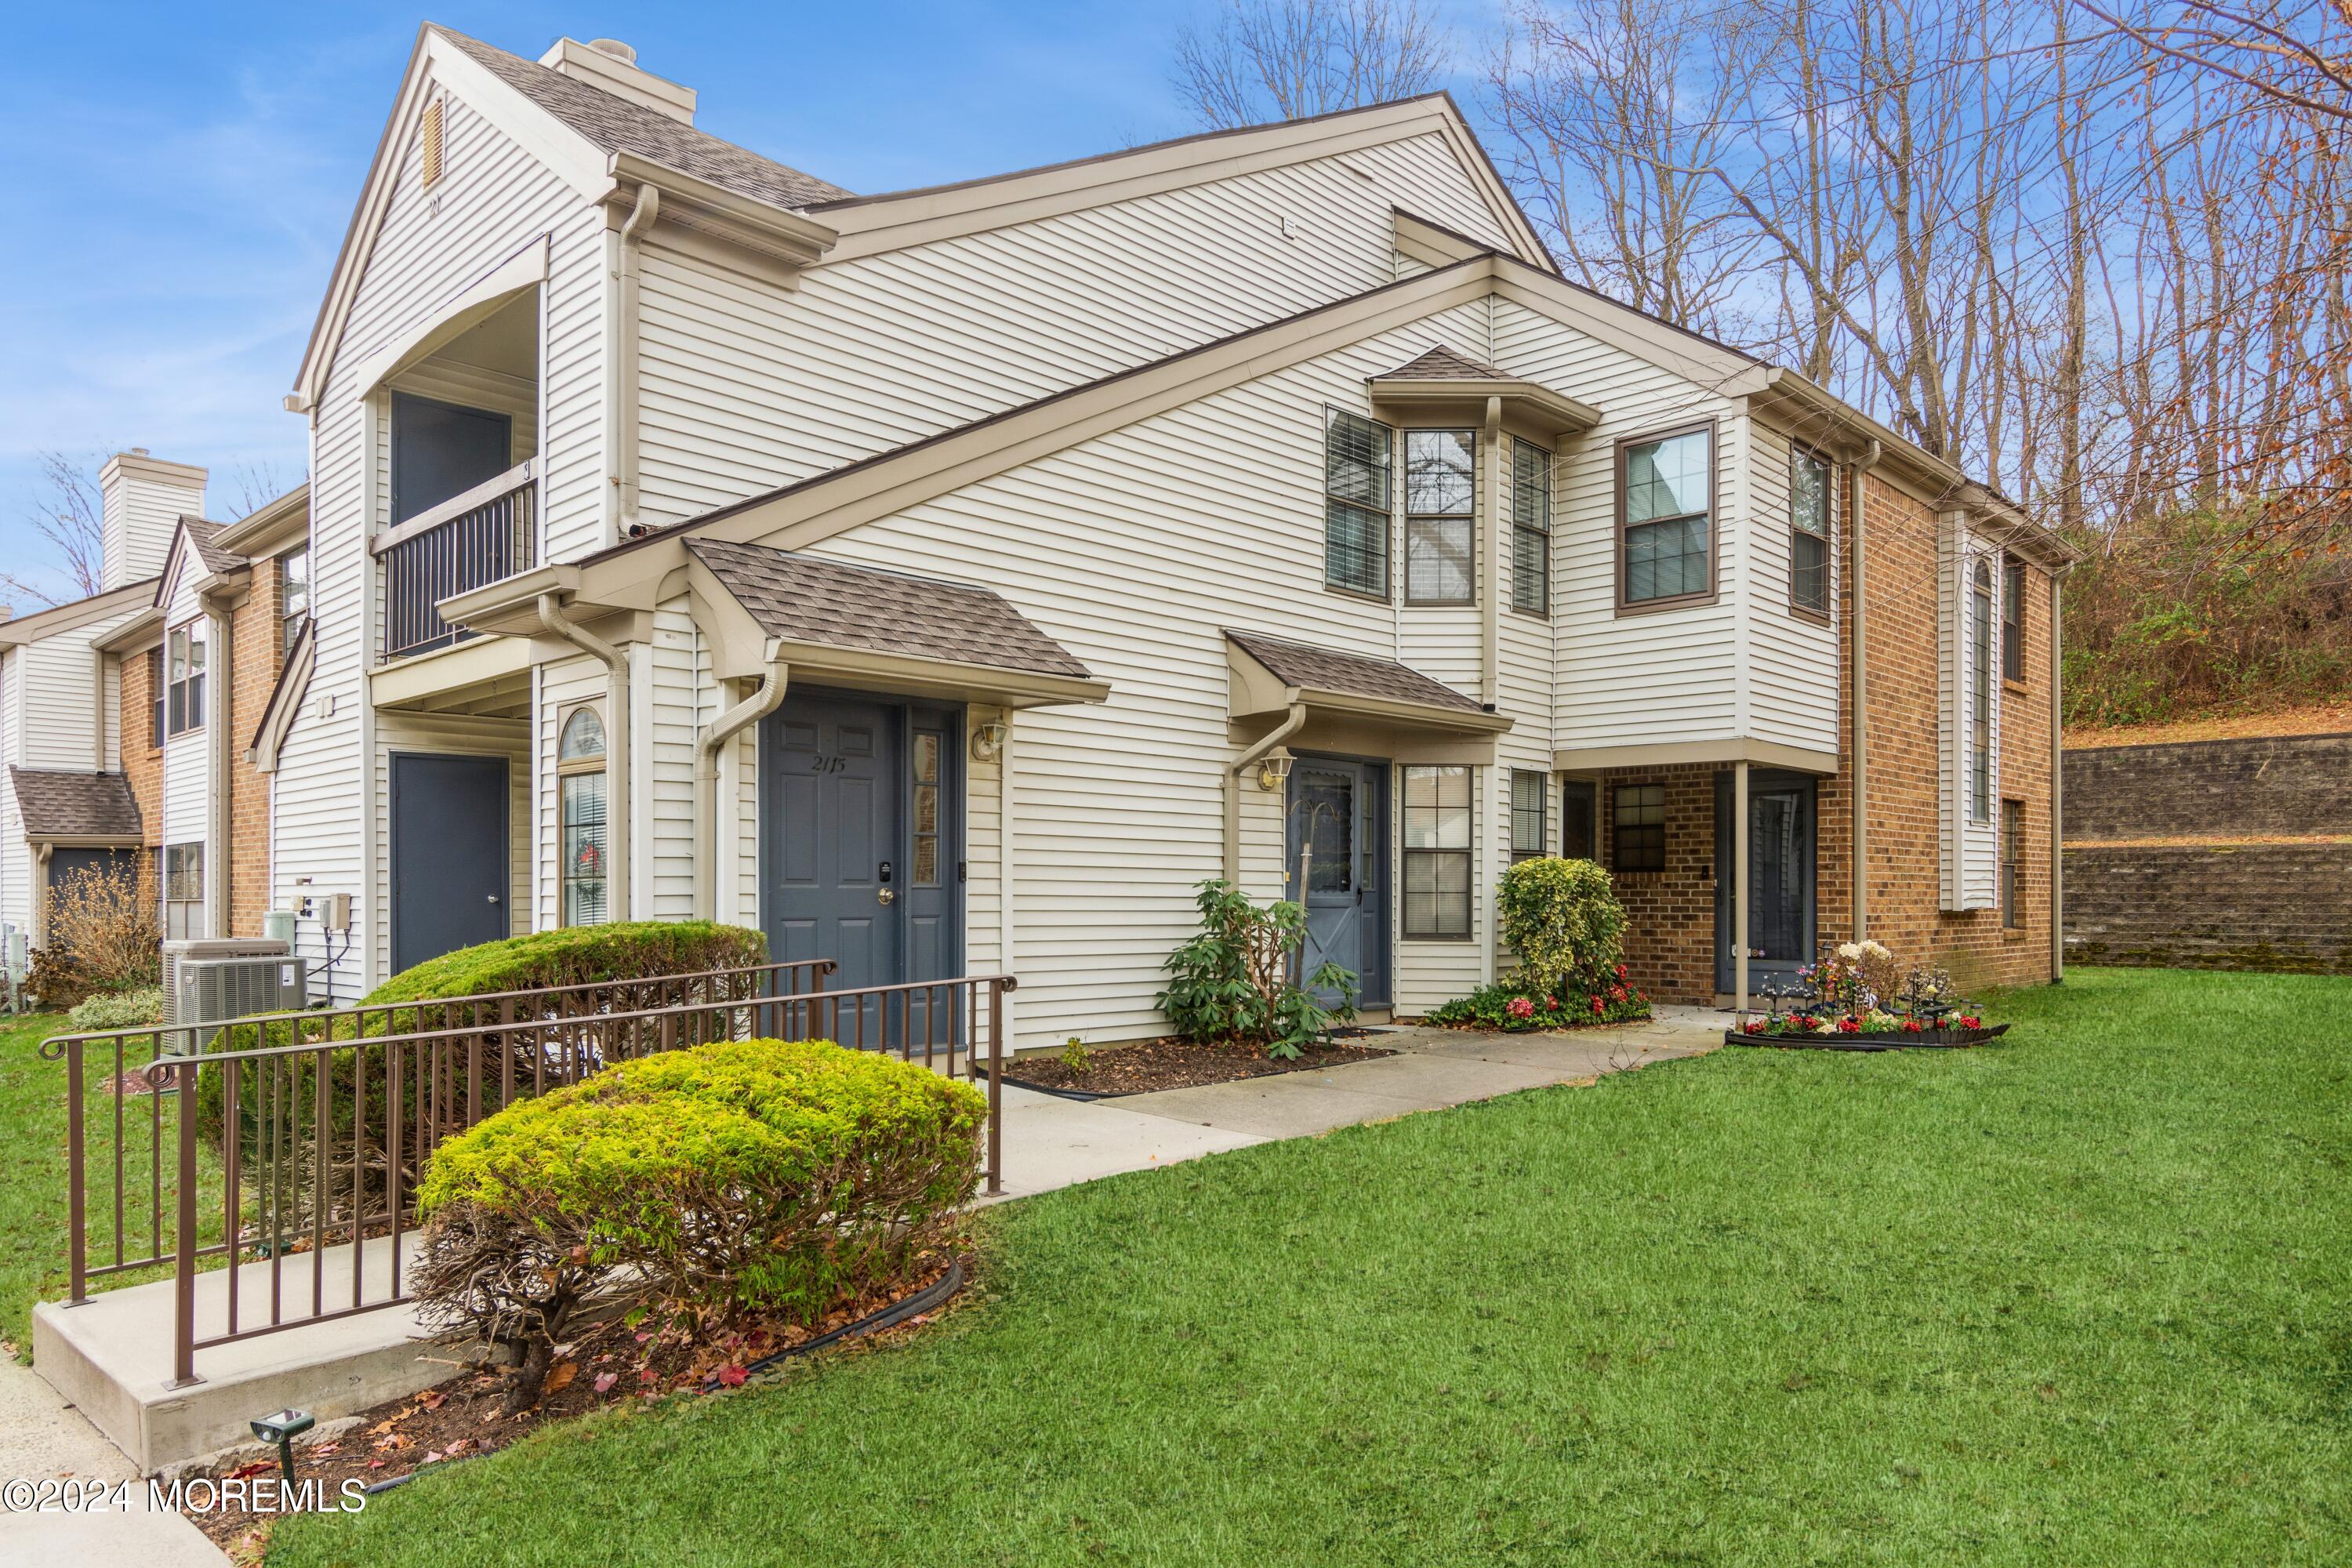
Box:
[32, 1234, 453, 1475]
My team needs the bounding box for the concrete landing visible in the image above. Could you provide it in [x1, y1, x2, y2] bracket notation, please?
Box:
[32, 1234, 453, 1475]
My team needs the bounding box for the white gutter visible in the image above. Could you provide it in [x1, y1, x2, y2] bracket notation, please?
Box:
[538, 593, 631, 920]
[695, 644, 788, 920]
[1849, 438, 1882, 941]
[1225, 702, 1308, 882]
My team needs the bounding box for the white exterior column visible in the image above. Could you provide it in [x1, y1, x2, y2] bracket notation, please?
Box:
[1733, 760, 1751, 1014]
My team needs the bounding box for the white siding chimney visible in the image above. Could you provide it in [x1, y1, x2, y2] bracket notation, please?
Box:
[99, 448, 206, 591]
[537, 38, 695, 124]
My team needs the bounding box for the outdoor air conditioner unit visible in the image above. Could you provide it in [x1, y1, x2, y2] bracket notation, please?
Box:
[162, 937, 296, 1055]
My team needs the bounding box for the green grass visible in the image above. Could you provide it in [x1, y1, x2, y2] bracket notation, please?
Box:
[241, 971, 2352, 1561]
[0, 1010, 227, 1359]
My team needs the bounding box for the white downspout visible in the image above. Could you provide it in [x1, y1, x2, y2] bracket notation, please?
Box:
[1734, 760, 1751, 1016]
[204, 598, 232, 937]
[613, 184, 659, 540]
[2050, 570, 2066, 983]
[1849, 439, 1882, 941]
[538, 593, 631, 921]
[1225, 702, 1308, 884]
[695, 644, 787, 921]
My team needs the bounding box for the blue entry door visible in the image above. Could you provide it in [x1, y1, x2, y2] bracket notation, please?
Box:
[764, 696, 902, 1004]
[1286, 757, 1388, 1007]
[389, 753, 509, 975]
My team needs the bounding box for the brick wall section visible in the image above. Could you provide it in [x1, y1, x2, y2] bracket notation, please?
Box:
[121, 644, 162, 852]
[226, 564, 283, 938]
[2065, 843, 2352, 971]
[1593, 764, 1719, 1000]
[2064, 733, 2352, 838]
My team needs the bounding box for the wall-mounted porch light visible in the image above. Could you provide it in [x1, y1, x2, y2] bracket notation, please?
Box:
[970, 719, 1009, 762]
[1257, 748, 1295, 792]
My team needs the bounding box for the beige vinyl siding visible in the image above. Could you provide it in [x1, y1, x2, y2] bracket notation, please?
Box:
[645, 603, 700, 920]
[1484, 297, 1744, 750]
[160, 564, 211, 853]
[12, 611, 140, 771]
[534, 652, 608, 930]
[369, 713, 531, 980]
[1939, 515, 2002, 910]
[0, 652, 20, 931]
[633, 132, 1516, 531]
[285, 78, 602, 997]
[1744, 421, 1840, 754]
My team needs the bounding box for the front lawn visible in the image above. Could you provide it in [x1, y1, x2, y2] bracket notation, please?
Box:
[271, 967, 2347, 1563]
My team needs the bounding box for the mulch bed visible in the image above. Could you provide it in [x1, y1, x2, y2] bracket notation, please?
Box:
[989, 1033, 1395, 1098]
[176, 1254, 964, 1555]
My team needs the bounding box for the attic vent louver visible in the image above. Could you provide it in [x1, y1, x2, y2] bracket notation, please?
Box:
[421, 97, 445, 188]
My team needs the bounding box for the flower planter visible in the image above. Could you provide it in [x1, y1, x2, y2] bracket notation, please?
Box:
[1727, 1022, 2011, 1051]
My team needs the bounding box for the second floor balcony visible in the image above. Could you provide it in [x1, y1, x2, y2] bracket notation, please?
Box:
[374, 456, 539, 662]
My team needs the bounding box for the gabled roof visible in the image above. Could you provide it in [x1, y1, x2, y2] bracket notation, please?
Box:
[1225, 630, 1481, 714]
[686, 538, 1093, 681]
[0, 577, 159, 648]
[9, 768, 141, 842]
[430, 27, 849, 210]
[183, 517, 246, 577]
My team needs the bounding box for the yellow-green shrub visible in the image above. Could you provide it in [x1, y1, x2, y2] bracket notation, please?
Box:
[1497, 856, 1627, 996]
[412, 1039, 983, 1407]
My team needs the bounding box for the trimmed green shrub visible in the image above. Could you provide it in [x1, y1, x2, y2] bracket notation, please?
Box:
[412, 1038, 983, 1410]
[1157, 879, 1357, 1059]
[364, 921, 767, 1014]
[67, 986, 164, 1032]
[1497, 857, 1627, 997]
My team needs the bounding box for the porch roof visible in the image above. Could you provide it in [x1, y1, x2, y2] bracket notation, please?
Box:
[686, 539, 1109, 707]
[1225, 630, 1510, 735]
[9, 768, 142, 843]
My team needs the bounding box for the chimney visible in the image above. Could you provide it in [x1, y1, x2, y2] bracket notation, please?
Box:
[99, 448, 206, 591]
[537, 38, 695, 124]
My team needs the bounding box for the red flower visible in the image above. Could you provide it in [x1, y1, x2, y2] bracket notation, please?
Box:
[1506, 996, 1536, 1020]
[1901, 1018, 1922, 1033]
[1744, 1018, 1768, 1034]
[1958, 1014, 1983, 1029]
[1591, 995, 1606, 1012]
[1615, 964, 1628, 978]
[1545, 995, 1560, 1009]
[1835, 1015, 1862, 1033]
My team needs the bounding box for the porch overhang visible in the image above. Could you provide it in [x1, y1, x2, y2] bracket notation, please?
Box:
[368, 633, 535, 719]
[1225, 629, 1509, 763]
[1553, 736, 1840, 776]
[685, 540, 1109, 710]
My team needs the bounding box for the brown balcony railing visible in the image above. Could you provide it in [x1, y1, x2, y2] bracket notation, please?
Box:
[42, 959, 1014, 1386]
[375, 457, 539, 662]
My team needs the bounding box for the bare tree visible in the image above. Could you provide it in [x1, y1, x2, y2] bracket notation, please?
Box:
[1171, 0, 1453, 128]
[4, 451, 108, 608]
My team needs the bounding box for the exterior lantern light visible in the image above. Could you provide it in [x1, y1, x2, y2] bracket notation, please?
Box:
[970, 719, 1009, 762]
[250, 1407, 315, 1482]
[1257, 749, 1295, 792]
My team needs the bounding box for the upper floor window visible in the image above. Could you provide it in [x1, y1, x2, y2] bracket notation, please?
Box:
[558, 705, 608, 927]
[2002, 557, 2025, 682]
[1511, 439, 1550, 615]
[166, 620, 205, 737]
[1405, 430, 1475, 604]
[1971, 559, 1994, 823]
[1509, 770, 1548, 862]
[1620, 424, 1713, 609]
[1323, 408, 1392, 597]
[147, 648, 165, 750]
[281, 546, 310, 655]
[1791, 447, 1832, 617]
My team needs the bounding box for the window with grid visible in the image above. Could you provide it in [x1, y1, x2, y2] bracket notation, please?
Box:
[1612, 784, 1665, 872]
[164, 843, 204, 940]
[1972, 560, 1994, 823]
[1791, 447, 1831, 615]
[1403, 764, 1472, 938]
[2002, 557, 2025, 682]
[558, 706, 608, 927]
[147, 648, 165, 749]
[166, 620, 205, 736]
[1405, 429, 1475, 604]
[1510, 770, 1548, 861]
[1511, 439, 1550, 613]
[281, 546, 310, 656]
[1621, 426, 1711, 606]
[2001, 798, 2023, 928]
[1324, 408, 1392, 596]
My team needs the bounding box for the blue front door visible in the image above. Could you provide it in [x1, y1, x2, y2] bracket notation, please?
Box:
[1286, 756, 1388, 1007]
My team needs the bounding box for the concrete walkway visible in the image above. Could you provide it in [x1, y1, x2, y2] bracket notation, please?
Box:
[0, 1356, 226, 1566]
[993, 1011, 1719, 1199]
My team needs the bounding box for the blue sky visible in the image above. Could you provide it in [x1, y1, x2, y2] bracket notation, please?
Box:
[0, 2, 1496, 602]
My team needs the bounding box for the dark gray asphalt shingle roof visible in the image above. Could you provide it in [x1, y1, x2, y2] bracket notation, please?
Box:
[182, 517, 245, 577]
[688, 539, 1094, 680]
[1371, 344, 1515, 381]
[9, 769, 143, 840]
[1225, 630, 1481, 713]
[434, 27, 851, 210]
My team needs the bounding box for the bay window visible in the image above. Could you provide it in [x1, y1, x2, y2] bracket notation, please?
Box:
[1404, 430, 1475, 604]
[1619, 424, 1713, 609]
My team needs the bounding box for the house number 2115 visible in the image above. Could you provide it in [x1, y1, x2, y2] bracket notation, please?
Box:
[808, 754, 849, 774]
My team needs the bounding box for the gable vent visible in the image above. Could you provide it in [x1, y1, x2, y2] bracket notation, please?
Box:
[420, 97, 445, 188]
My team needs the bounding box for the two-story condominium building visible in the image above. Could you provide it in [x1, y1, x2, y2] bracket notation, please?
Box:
[250, 24, 2070, 1042]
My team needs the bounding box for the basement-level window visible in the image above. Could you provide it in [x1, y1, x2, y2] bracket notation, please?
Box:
[1511, 439, 1550, 614]
[1405, 430, 1476, 604]
[1402, 764, 1472, 939]
[1323, 408, 1392, 597]
[164, 843, 203, 940]
[166, 620, 206, 737]
[558, 705, 608, 927]
[1791, 446, 1832, 616]
[1612, 784, 1666, 873]
[1972, 559, 1994, 823]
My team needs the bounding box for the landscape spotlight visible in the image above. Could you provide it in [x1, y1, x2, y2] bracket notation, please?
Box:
[250, 1407, 315, 1482]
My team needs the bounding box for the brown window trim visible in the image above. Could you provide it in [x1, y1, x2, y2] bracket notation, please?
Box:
[1788, 440, 1835, 626]
[1614, 417, 1720, 616]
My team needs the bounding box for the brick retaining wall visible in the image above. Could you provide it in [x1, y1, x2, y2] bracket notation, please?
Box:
[2063, 732, 2352, 838]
